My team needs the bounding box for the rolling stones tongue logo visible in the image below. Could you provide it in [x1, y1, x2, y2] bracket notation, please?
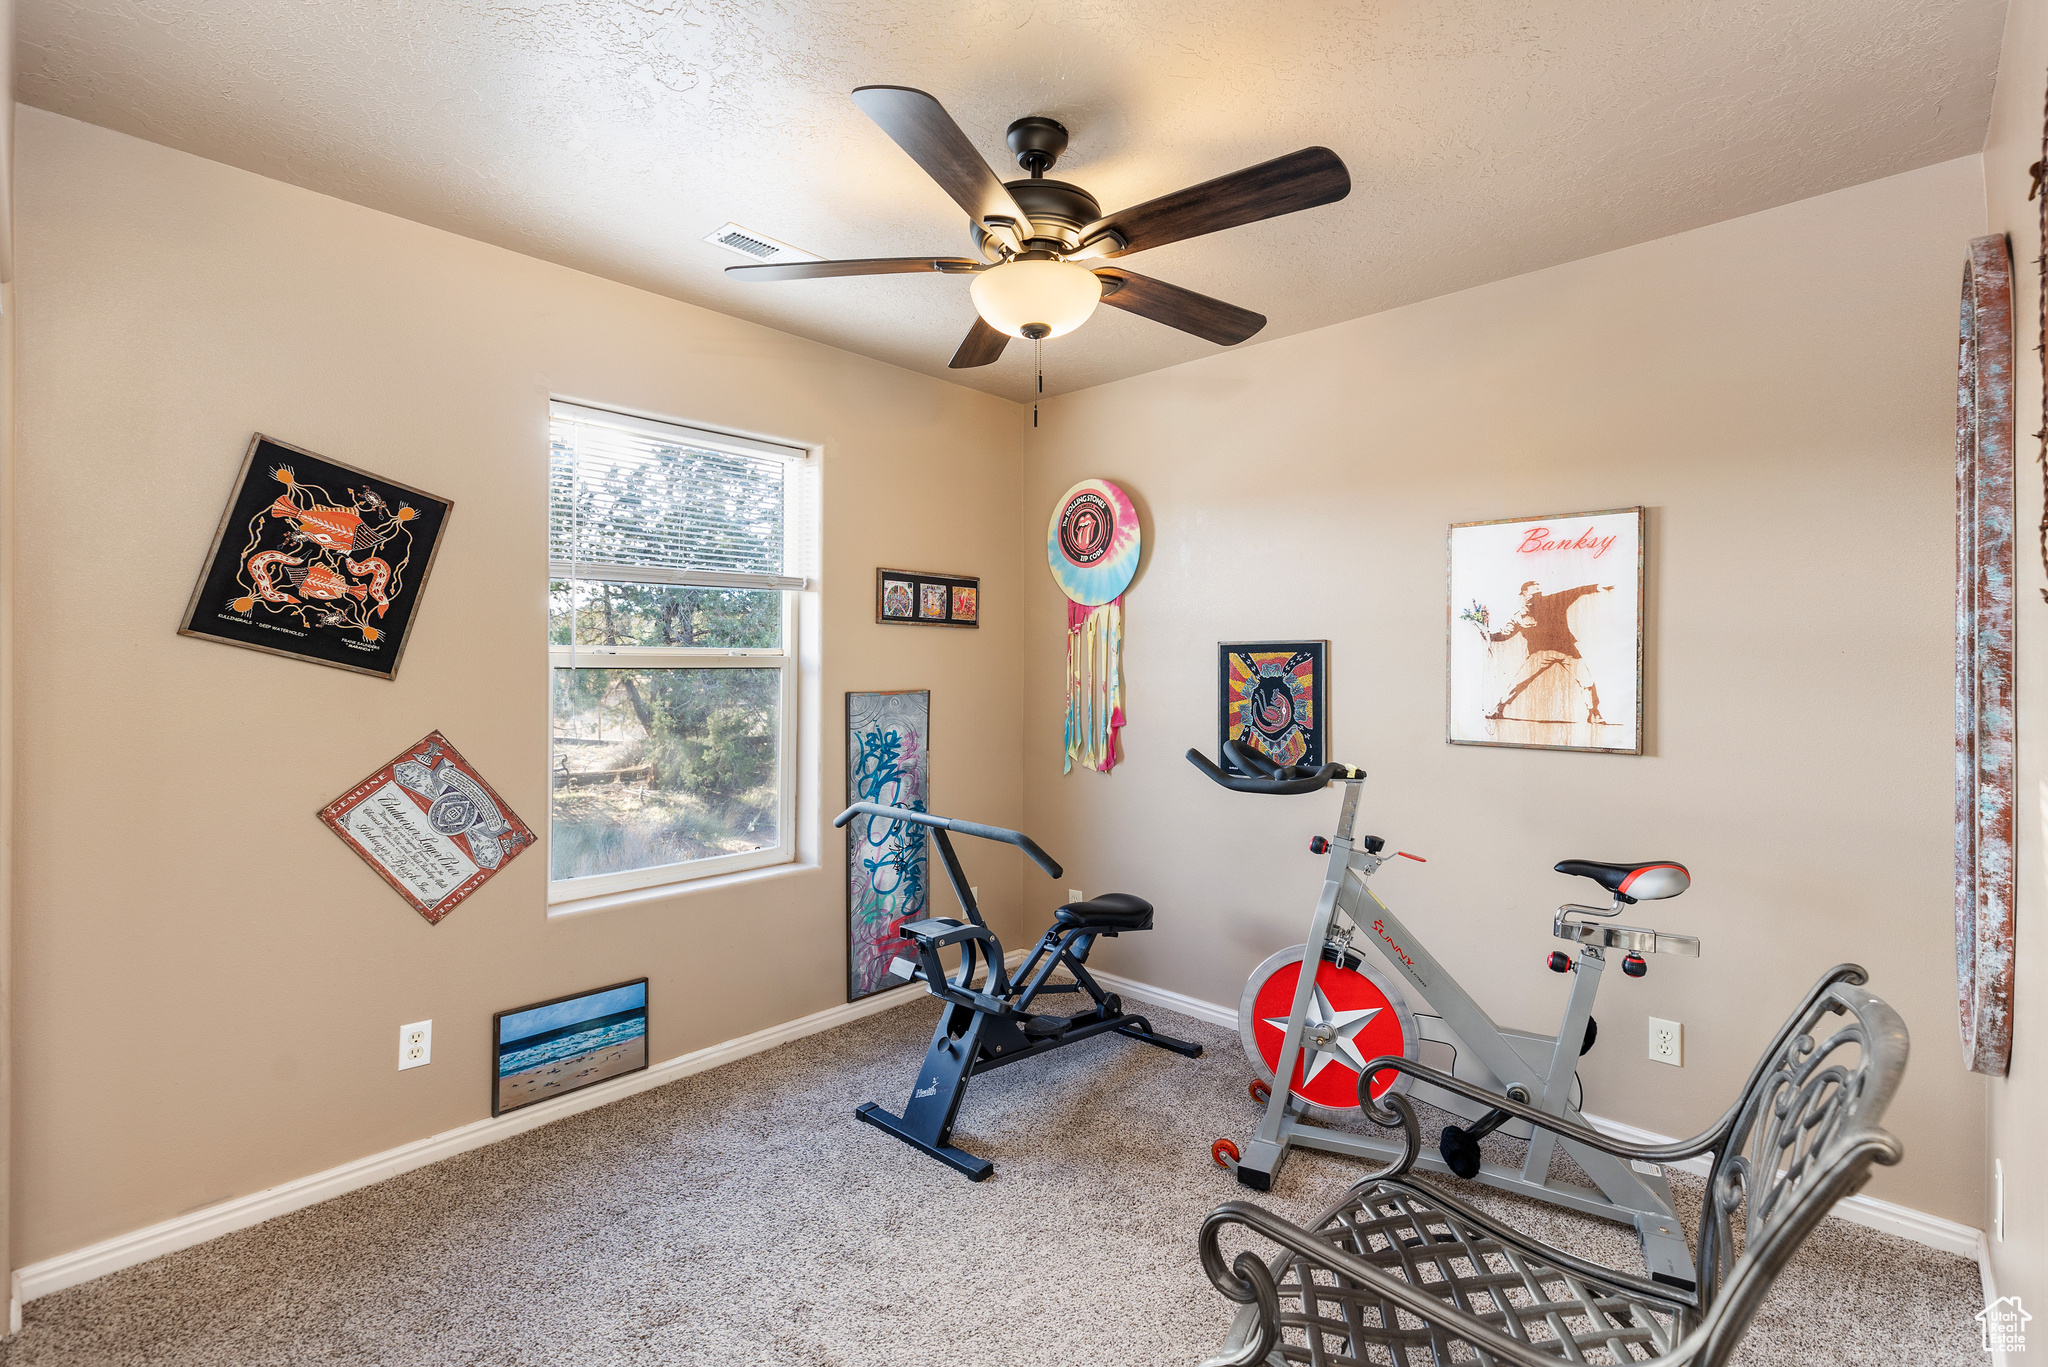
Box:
[1058, 491, 1114, 566]
[1249, 674, 1296, 738]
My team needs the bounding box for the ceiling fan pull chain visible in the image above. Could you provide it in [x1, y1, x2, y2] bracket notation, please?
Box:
[1034, 337, 1044, 428]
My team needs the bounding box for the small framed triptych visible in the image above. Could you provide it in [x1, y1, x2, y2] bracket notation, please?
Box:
[875, 568, 978, 628]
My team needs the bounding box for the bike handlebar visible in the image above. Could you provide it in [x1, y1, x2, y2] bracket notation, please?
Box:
[832, 801, 1064, 879]
[1185, 742, 1358, 795]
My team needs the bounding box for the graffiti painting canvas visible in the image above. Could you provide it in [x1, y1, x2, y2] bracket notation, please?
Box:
[1448, 507, 1644, 754]
[180, 434, 452, 679]
[1219, 642, 1327, 774]
[846, 690, 931, 1001]
[492, 978, 648, 1116]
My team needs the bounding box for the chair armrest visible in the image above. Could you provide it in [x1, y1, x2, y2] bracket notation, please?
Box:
[1356, 961, 1870, 1170]
[1357, 1054, 1722, 1166]
[1197, 1201, 1628, 1367]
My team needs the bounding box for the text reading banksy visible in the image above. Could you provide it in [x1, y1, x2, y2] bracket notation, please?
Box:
[1516, 526, 1618, 559]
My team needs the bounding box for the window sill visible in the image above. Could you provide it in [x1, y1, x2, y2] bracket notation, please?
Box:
[545, 856, 812, 919]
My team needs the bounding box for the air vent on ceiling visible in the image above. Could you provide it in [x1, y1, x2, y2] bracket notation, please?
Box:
[703, 222, 822, 265]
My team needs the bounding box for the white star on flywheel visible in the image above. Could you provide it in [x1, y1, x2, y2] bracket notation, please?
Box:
[1264, 984, 1382, 1086]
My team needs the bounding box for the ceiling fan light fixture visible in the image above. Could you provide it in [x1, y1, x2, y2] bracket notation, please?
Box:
[969, 258, 1102, 340]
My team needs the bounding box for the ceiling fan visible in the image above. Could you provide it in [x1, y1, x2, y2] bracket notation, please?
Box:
[725, 85, 1352, 369]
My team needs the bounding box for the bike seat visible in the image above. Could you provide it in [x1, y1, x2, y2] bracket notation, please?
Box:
[1053, 893, 1154, 932]
[1555, 860, 1689, 900]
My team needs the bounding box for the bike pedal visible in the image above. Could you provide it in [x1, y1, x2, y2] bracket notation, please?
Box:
[1022, 1015, 1071, 1039]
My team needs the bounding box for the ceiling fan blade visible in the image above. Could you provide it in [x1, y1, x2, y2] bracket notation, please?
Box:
[725, 257, 981, 281]
[948, 317, 1010, 369]
[1093, 269, 1266, 345]
[852, 86, 1028, 231]
[1081, 147, 1350, 257]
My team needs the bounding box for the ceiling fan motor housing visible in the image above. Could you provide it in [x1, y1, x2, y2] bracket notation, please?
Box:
[972, 179, 1102, 261]
[1006, 116, 1069, 175]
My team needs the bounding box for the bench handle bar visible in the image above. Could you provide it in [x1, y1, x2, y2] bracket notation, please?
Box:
[1185, 744, 1357, 795]
[832, 801, 1064, 880]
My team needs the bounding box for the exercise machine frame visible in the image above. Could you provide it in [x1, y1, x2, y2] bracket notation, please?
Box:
[835, 800, 1202, 1181]
[1188, 743, 1701, 1291]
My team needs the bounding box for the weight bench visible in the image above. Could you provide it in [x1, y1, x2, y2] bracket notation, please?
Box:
[834, 800, 1202, 1181]
[1196, 964, 1908, 1366]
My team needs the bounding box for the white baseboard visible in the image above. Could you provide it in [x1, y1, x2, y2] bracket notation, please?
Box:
[10, 967, 967, 1316]
[1092, 967, 1992, 1265]
[1090, 966, 1236, 1030]
[8, 955, 1992, 1329]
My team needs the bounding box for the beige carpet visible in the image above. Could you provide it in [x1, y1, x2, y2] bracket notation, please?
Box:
[0, 997, 1984, 1365]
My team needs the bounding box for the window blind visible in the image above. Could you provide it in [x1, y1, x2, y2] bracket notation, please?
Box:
[549, 404, 804, 589]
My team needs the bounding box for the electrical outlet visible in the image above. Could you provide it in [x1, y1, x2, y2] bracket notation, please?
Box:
[399, 1020, 432, 1071]
[1067, 888, 1084, 905]
[1647, 1017, 1682, 1067]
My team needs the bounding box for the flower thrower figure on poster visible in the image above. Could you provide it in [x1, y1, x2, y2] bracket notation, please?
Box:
[1474, 580, 1615, 726]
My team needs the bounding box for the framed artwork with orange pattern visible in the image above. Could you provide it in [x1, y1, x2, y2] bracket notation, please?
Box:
[179, 433, 453, 680]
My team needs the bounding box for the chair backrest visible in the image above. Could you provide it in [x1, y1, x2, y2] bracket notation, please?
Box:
[1691, 969, 1908, 1366]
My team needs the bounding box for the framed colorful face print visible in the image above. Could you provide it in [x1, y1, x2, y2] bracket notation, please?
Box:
[880, 578, 915, 619]
[1447, 507, 1644, 754]
[1219, 642, 1326, 774]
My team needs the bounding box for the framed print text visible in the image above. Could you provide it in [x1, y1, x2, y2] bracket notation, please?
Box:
[1448, 508, 1644, 754]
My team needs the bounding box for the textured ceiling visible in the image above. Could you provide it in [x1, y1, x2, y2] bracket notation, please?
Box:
[19, 0, 2008, 401]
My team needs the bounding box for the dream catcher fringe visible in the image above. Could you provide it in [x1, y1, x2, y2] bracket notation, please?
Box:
[1064, 596, 1124, 773]
[1049, 478, 1140, 775]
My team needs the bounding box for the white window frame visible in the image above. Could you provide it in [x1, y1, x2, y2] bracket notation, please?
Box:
[547, 401, 807, 904]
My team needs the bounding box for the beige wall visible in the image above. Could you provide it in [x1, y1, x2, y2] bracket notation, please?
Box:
[8, 97, 2013, 1271]
[1983, 1, 2047, 1302]
[1021, 155, 1989, 1224]
[9, 107, 1028, 1267]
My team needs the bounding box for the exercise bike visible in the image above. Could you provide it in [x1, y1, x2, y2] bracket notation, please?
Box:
[834, 800, 1203, 1181]
[1187, 741, 1703, 1290]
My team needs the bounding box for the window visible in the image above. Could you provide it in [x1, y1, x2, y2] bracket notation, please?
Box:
[548, 402, 805, 901]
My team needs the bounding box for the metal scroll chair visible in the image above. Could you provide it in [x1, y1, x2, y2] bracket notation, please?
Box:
[1194, 964, 1908, 1367]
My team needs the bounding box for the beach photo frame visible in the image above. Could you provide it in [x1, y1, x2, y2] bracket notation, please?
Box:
[492, 978, 649, 1116]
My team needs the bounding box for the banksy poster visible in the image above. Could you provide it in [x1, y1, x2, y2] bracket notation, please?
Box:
[1448, 507, 1643, 754]
[179, 434, 453, 680]
[320, 731, 535, 924]
[1218, 642, 1327, 774]
[845, 690, 930, 1001]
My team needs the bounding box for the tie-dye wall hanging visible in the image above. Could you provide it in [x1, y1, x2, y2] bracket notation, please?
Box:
[845, 689, 931, 1001]
[1048, 479, 1140, 773]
